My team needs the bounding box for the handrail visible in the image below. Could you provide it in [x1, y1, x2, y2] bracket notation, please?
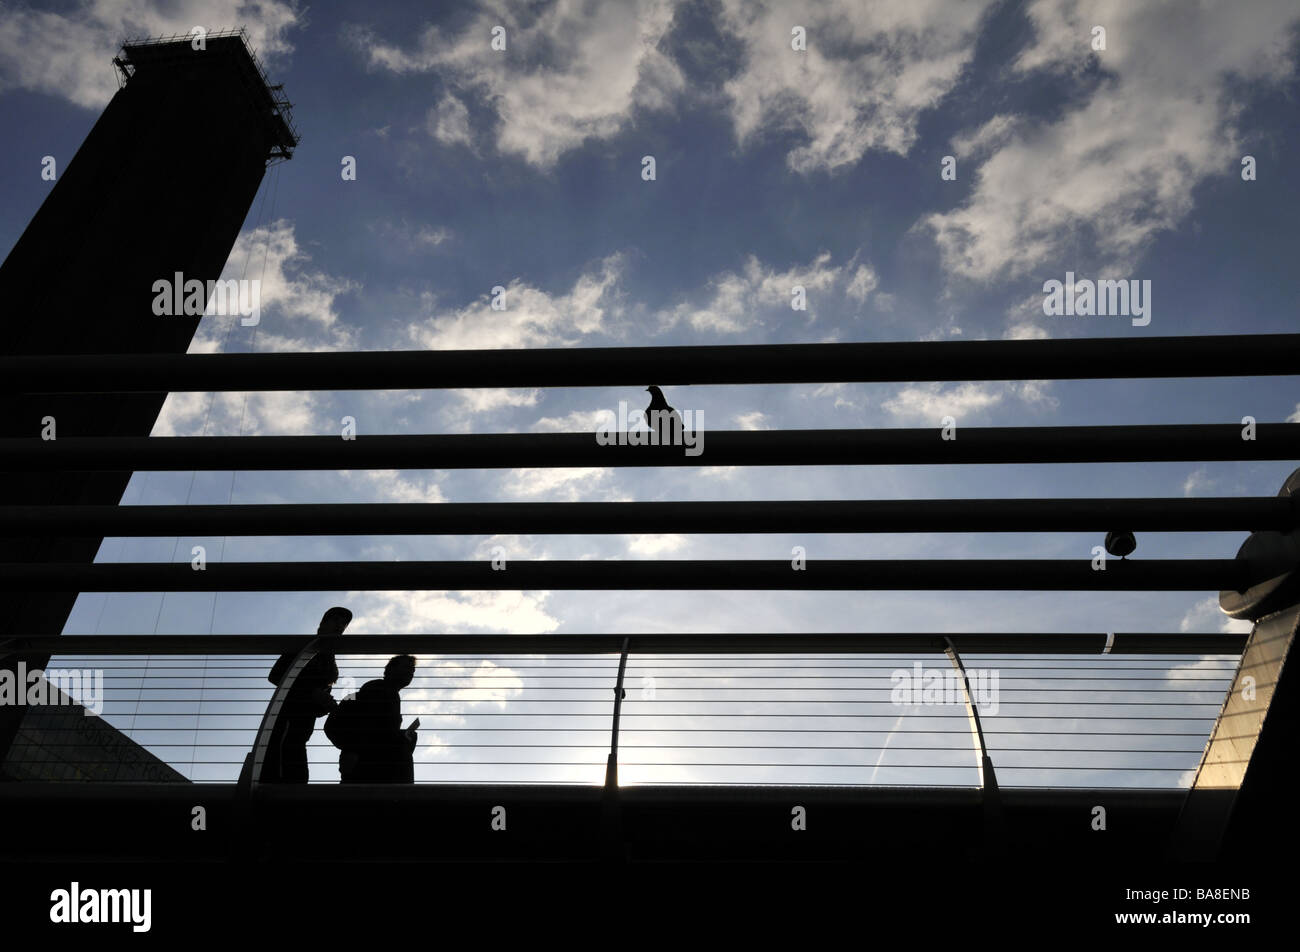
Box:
[4, 333, 1298, 392]
[0, 497, 1292, 536]
[4, 424, 1298, 471]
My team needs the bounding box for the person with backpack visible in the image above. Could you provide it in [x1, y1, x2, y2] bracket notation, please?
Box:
[327, 654, 419, 783]
[261, 606, 351, 783]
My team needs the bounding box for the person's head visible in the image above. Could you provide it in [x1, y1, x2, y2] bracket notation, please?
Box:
[384, 654, 417, 689]
[317, 606, 352, 638]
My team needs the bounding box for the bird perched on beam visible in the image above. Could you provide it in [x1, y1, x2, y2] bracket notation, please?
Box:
[645, 385, 685, 446]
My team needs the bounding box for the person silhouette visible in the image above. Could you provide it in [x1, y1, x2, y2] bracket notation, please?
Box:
[338, 654, 419, 784]
[261, 606, 350, 783]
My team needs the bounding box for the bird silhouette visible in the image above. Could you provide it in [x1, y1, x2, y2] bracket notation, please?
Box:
[645, 385, 685, 446]
[1104, 530, 1136, 559]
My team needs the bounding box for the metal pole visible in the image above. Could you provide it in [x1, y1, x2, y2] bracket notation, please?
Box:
[237, 637, 322, 794]
[945, 637, 1004, 849]
[4, 332, 1298, 392]
[0, 557, 1251, 593]
[0, 630, 1249, 656]
[1, 496, 1291, 536]
[605, 637, 630, 790]
[5, 424, 1300, 471]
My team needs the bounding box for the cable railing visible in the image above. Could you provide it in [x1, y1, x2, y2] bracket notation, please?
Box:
[0, 634, 1244, 790]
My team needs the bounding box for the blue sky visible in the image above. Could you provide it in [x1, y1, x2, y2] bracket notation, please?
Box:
[2, 0, 1297, 785]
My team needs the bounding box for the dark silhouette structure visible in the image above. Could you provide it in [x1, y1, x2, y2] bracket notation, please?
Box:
[334, 655, 419, 784]
[644, 384, 684, 445]
[0, 30, 297, 764]
[261, 607, 350, 783]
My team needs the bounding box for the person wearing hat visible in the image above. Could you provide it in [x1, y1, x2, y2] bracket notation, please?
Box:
[262, 606, 351, 783]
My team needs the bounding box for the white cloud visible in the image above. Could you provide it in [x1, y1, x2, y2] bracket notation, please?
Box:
[881, 380, 1056, 422]
[352, 0, 684, 167]
[0, 0, 299, 109]
[950, 113, 1021, 160]
[845, 265, 879, 303]
[1179, 595, 1252, 634]
[502, 468, 615, 502]
[341, 470, 446, 504]
[532, 409, 617, 433]
[801, 383, 865, 412]
[926, 0, 1300, 282]
[411, 254, 627, 350]
[349, 589, 559, 634]
[1182, 467, 1214, 497]
[188, 219, 360, 354]
[427, 93, 472, 148]
[660, 252, 859, 334]
[1287, 404, 1300, 424]
[734, 411, 771, 430]
[453, 389, 541, 414]
[624, 534, 687, 555]
[153, 389, 318, 436]
[371, 220, 454, 254]
[719, 0, 998, 173]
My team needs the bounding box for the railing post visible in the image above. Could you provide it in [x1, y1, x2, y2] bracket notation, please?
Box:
[601, 637, 630, 861]
[605, 637, 630, 790]
[944, 637, 1004, 848]
[236, 636, 321, 795]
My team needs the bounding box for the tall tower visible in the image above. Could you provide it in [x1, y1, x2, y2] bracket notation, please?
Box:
[0, 30, 298, 762]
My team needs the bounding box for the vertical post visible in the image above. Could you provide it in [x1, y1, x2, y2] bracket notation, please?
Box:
[237, 637, 321, 796]
[944, 637, 1004, 847]
[605, 637, 630, 790]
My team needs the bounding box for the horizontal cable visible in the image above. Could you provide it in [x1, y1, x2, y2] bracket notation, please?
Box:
[4, 333, 1297, 392]
[13, 631, 1247, 655]
[0, 558, 1252, 592]
[2, 496, 1293, 536]
[4, 424, 1298, 471]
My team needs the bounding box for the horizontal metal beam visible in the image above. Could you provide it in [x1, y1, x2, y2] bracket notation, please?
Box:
[5, 631, 1247, 655]
[0, 497, 1292, 536]
[4, 334, 1298, 392]
[0, 558, 1250, 592]
[5, 424, 1298, 471]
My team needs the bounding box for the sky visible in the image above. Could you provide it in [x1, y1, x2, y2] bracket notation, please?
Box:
[1, 0, 1297, 787]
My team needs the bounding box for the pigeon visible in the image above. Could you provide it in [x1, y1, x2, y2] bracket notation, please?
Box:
[645, 385, 685, 446]
[1104, 530, 1136, 559]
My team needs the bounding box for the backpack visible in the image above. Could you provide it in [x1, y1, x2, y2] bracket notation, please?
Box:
[323, 694, 365, 751]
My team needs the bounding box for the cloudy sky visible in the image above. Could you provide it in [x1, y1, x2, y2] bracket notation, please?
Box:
[1, 0, 1297, 786]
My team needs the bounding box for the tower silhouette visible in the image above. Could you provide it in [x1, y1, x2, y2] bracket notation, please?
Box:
[0, 30, 298, 763]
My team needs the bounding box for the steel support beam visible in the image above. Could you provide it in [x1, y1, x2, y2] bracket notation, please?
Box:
[0, 631, 1247, 656]
[4, 333, 1298, 392]
[0, 557, 1251, 592]
[4, 424, 1299, 471]
[1, 496, 1293, 537]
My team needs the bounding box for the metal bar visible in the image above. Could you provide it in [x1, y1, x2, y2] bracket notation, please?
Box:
[945, 636, 1006, 851]
[237, 636, 321, 793]
[2, 496, 1293, 536]
[944, 637, 998, 789]
[1, 631, 1248, 656]
[605, 636, 630, 789]
[4, 334, 1299, 392]
[4, 424, 1299, 471]
[0, 558, 1251, 592]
